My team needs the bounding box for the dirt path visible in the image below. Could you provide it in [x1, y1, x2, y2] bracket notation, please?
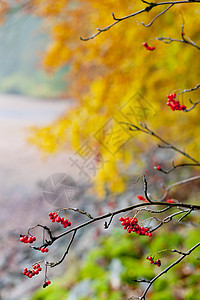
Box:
[0, 94, 76, 300]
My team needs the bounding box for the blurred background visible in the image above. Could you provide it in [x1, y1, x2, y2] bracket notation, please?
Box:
[0, 1, 200, 300]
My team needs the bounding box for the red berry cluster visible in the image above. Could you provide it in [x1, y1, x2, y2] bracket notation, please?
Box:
[143, 42, 155, 51]
[43, 280, 51, 288]
[39, 246, 49, 253]
[167, 93, 186, 111]
[23, 264, 42, 278]
[147, 256, 161, 267]
[119, 217, 152, 237]
[20, 235, 36, 243]
[49, 212, 71, 228]
[137, 195, 148, 203]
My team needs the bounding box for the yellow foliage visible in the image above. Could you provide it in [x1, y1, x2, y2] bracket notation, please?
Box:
[28, 1, 200, 197]
[0, 0, 9, 23]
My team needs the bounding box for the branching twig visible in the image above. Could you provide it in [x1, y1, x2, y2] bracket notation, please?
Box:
[184, 99, 200, 112]
[122, 123, 199, 164]
[64, 207, 94, 219]
[178, 83, 200, 95]
[155, 36, 200, 50]
[49, 230, 77, 268]
[80, 1, 199, 41]
[138, 242, 200, 299]
[160, 175, 200, 201]
[150, 209, 189, 232]
[28, 224, 55, 243]
[156, 160, 200, 174]
[104, 213, 114, 229]
[140, 4, 173, 27]
[178, 208, 193, 222]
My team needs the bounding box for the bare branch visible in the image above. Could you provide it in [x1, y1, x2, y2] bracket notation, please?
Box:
[50, 230, 77, 268]
[121, 122, 199, 163]
[155, 36, 200, 50]
[155, 161, 200, 174]
[28, 224, 55, 243]
[138, 242, 200, 299]
[80, 1, 199, 41]
[184, 99, 200, 112]
[63, 207, 94, 219]
[104, 213, 114, 229]
[178, 208, 193, 222]
[140, 4, 173, 27]
[178, 83, 200, 96]
[150, 209, 188, 232]
[160, 175, 200, 200]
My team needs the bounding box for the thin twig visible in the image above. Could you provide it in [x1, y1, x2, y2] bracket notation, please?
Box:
[160, 175, 200, 201]
[178, 83, 200, 95]
[63, 207, 94, 219]
[178, 208, 193, 222]
[54, 200, 200, 242]
[80, 1, 199, 41]
[184, 99, 200, 112]
[156, 161, 200, 174]
[155, 36, 200, 50]
[122, 123, 199, 163]
[104, 213, 114, 229]
[150, 209, 187, 232]
[140, 4, 173, 27]
[138, 242, 200, 299]
[28, 224, 55, 243]
[50, 230, 77, 267]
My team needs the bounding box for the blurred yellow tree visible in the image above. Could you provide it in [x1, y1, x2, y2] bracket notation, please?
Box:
[9, 1, 200, 196]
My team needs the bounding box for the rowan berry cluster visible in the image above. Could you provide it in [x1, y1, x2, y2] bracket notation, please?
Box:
[20, 235, 36, 243]
[39, 246, 49, 253]
[147, 256, 161, 267]
[167, 93, 186, 111]
[43, 280, 51, 288]
[119, 217, 152, 237]
[137, 195, 148, 203]
[143, 42, 155, 51]
[23, 264, 42, 278]
[49, 212, 71, 228]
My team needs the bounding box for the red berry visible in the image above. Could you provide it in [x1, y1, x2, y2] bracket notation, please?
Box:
[137, 195, 146, 201]
[150, 260, 154, 264]
[56, 217, 61, 223]
[156, 259, 161, 267]
[166, 199, 174, 203]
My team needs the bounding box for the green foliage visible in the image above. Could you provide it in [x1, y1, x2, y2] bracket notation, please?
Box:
[149, 290, 174, 300]
[31, 225, 200, 300]
[31, 283, 68, 300]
